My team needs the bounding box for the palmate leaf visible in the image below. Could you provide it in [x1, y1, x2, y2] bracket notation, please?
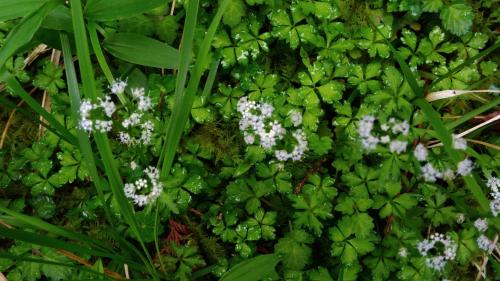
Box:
[329, 217, 375, 264]
[275, 230, 313, 270]
[440, 3, 473, 36]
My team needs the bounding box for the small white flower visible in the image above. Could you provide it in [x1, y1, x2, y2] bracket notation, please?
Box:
[130, 161, 138, 170]
[421, 163, 442, 182]
[486, 177, 500, 196]
[456, 213, 465, 224]
[380, 135, 391, 143]
[100, 96, 116, 117]
[417, 233, 457, 271]
[361, 135, 379, 150]
[80, 119, 93, 132]
[260, 102, 274, 117]
[477, 235, 495, 253]
[398, 247, 408, 258]
[457, 158, 474, 176]
[389, 140, 407, 154]
[358, 115, 375, 138]
[124, 166, 163, 207]
[131, 87, 145, 98]
[138, 96, 152, 111]
[452, 134, 467, 150]
[442, 169, 455, 181]
[110, 79, 127, 95]
[289, 110, 302, 127]
[414, 144, 428, 162]
[391, 120, 410, 136]
[244, 132, 255, 144]
[490, 197, 500, 217]
[474, 218, 488, 232]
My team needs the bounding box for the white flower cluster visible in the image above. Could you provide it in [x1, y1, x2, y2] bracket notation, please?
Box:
[357, 116, 408, 154]
[124, 166, 163, 207]
[417, 233, 457, 271]
[413, 142, 474, 182]
[452, 134, 467, 150]
[79, 79, 156, 146]
[237, 97, 308, 161]
[477, 235, 496, 253]
[487, 177, 500, 217]
[474, 218, 488, 232]
[79, 96, 116, 133]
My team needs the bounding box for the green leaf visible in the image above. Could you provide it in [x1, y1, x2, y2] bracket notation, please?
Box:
[0, 0, 59, 69]
[33, 61, 66, 95]
[275, 230, 313, 270]
[103, 32, 179, 69]
[0, 0, 44, 21]
[223, 0, 245, 27]
[220, 254, 279, 281]
[440, 3, 473, 36]
[85, 0, 165, 21]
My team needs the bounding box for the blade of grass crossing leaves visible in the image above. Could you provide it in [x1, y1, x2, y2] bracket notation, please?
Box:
[220, 254, 280, 281]
[160, 0, 229, 178]
[0, 0, 59, 69]
[159, 0, 199, 177]
[3, 76, 78, 145]
[0, 227, 114, 258]
[57, 37, 151, 264]
[0, 253, 113, 280]
[69, 0, 158, 278]
[0, 95, 76, 146]
[60, 33, 115, 230]
[430, 41, 500, 89]
[87, 22, 129, 106]
[370, 22, 490, 212]
[0, 0, 45, 21]
[0, 206, 116, 255]
[446, 97, 500, 130]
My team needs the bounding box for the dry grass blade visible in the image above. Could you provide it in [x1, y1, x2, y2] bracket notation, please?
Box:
[426, 89, 500, 102]
[38, 49, 61, 139]
[428, 114, 500, 148]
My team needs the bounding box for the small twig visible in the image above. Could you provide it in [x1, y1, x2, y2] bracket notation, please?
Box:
[427, 114, 500, 149]
[170, 0, 177, 15]
[426, 89, 500, 102]
[38, 49, 61, 139]
[475, 234, 499, 281]
[465, 139, 500, 151]
[293, 158, 327, 194]
[0, 272, 7, 281]
[189, 207, 203, 217]
[124, 264, 130, 279]
[0, 88, 37, 149]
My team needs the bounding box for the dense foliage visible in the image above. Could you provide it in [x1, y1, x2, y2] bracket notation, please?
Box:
[1, 0, 499, 280]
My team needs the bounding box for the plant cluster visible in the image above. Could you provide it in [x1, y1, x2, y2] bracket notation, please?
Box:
[0, 0, 499, 281]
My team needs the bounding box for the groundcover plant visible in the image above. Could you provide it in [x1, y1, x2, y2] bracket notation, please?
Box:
[0, 0, 499, 280]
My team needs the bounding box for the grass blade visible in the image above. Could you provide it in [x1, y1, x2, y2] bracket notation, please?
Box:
[429, 41, 500, 89]
[0, 0, 59, 69]
[160, 0, 229, 179]
[85, 0, 165, 21]
[445, 97, 500, 130]
[0, 0, 45, 21]
[69, 0, 158, 278]
[0, 253, 113, 280]
[2, 76, 78, 145]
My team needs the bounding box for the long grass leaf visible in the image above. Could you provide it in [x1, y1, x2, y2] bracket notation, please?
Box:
[69, 0, 158, 278]
[0, 0, 59, 69]
[429, 41, 500, 89]
[160, 0, 229, 179]
[0, 0, 45, 21]
[446, 97, 500, 130]
[0, 253, 112, 280]
[85, 0, 164, 21]
[0, 94, 76, 146]
[3, 76, 78, 145]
